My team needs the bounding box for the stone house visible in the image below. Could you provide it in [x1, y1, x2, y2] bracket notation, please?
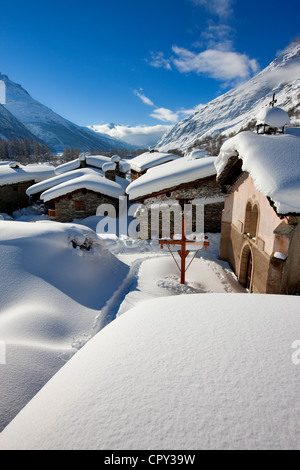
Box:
[26, 155, 130, 223]
[215, 109, 300, 294]
[0, 161, 55, 214]
[126, 151, 224, 239]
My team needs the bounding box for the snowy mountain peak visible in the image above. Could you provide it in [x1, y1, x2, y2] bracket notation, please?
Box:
[0, 74, 130, 152]
[157, 39, 300, 152]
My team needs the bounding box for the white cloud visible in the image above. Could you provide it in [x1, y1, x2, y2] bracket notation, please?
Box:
[88, 123, 172, 148]
[199, 22, 235, 50]
[150, 108, 180, 123]
[148, 51, 172, 71]
[189, 0, 234, 18]
[172, 45, 259, 81]
[134, 89, 155, 106]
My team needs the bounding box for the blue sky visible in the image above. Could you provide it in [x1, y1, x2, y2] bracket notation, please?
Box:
[1, 0, 299, 142]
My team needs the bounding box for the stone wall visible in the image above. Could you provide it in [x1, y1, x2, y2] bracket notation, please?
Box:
[0, 181, 33, 214]
[134, 178, 224, 239]
[52, 190, 119, 223]
[281, 217, 300, 294]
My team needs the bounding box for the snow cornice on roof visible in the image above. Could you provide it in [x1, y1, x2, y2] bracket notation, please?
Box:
[129, 151, 181, 173]
[126, 155, 217, 201]
[215, 129, 300, 215]
[0, 163, 55, 187]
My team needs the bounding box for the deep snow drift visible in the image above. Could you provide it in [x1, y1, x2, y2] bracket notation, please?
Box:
[0, 221, 129, 431]
[0, 293, 299, 450]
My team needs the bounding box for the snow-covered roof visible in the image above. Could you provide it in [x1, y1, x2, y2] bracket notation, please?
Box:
[85, 155, 111, 170]
[55, 155, 111, 175]
[215, 129, 300, 214]
[129, 151, 181, 173]
[26, 167, 103, 196]
[257, 106, 291, 127]
[186, 149, 208, 159]
[126, 155, 217, 200]
[38, 168, 128, 203]
[0, 163, 55, 186]
[1, 293, 299, 450]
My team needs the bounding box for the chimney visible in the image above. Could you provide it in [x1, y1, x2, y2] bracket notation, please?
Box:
[102, 162, 116, 181]
[111, 155, 130, 179]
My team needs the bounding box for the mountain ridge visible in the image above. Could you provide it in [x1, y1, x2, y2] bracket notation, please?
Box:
[0, 73, 131, 153]
[157, 39, 300, 151]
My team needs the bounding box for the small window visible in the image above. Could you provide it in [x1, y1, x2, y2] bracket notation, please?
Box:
[74, 200, 86, 211]
[48, 209, 56, 219]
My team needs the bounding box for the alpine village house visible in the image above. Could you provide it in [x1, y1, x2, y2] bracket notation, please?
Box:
[215, 104, 300, 295]
[26, 154, 130, 222]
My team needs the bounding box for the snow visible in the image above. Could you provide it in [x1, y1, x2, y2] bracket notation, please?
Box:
[157, 39, 300, 151]
[129, 151, 181, 173]
[257, 106, 291, 127]
[102, 161, 116, 172]
[26, 167, 129, 202]
[43, 173, 128, 203]
[126, 155, 218, 200]
[0, 163, 55, 186]
[1, 73, 128, 152]
[85, 155, 111, 169]
[0, 200, 299, 449]
[0, 220, 129, 432]
[26, 167, 104, 196]
[111, 155, 121, 163]
[54, 159, 82, 175]
[215, 130, 300, 214]
[186, 149, 208, 159]
[0, 293, 299, 450]
[274, 252, 287, 260]
[119, 160, 131, 173]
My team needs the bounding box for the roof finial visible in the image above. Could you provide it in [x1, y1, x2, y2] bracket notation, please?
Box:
[269, 93, 277, 107]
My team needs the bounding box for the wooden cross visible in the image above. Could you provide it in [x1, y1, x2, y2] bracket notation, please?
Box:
[269, 93, 277, 107]
[159, 198, 209, 285]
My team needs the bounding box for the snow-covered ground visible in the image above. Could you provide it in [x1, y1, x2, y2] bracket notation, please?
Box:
[0, 208, 299, 450]
[0, 218, 129, 431]
[0, 294, 299, 450]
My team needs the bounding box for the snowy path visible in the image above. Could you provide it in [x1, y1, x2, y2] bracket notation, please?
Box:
[92, 253, 166, 333]
[92, 233, 246, 334]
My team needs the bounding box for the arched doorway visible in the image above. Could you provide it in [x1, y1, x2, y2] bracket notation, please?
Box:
[239, 244, 253, 291]
[245, 250, 253, 290]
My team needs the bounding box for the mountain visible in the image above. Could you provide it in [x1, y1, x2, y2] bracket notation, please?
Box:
[157, 39, 300, 151]
[0, 103, 43, 142]
[0, 73, 130, 153]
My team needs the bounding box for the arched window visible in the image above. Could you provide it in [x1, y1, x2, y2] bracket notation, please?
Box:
[244, 201, 259, 239]
[244, 202, 252, 235]
[250, 204, 259, 239]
